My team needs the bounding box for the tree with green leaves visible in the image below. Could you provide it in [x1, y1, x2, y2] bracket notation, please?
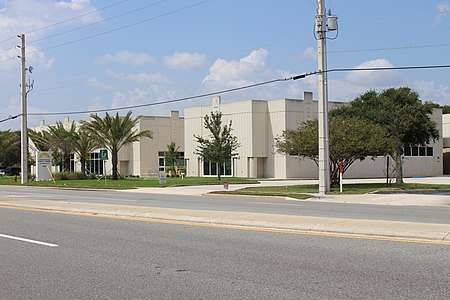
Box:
[275, 116, 393, 186]
[28, 129, 52, 151]
[81, 111, 153, 180]
[332, 87, 439, 183]
[0, 130, 20, 168]
[47, 121, 77, 172]
[29, 122, 77, 172]
[71, 128, 100, 175]
[194, 111, 240, 180]
[165, 141, 180, 176]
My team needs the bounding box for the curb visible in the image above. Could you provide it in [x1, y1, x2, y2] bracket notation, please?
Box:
[1, 198, 449, 244]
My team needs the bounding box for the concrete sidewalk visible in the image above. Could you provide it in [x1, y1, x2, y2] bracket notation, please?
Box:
[120, 177, 450, 207]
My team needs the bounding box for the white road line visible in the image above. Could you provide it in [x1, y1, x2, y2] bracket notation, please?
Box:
[0, 234, 58, 247]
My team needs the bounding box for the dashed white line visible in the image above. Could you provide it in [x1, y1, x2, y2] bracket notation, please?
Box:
[0, 233, 58, 247]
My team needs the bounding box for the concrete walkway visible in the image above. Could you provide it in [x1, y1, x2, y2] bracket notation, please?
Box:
[120, 176, 450, 207]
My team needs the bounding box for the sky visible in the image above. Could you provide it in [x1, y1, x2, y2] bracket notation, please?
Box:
[0, 0, 449, 130]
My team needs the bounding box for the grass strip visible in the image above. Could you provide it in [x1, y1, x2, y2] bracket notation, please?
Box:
[0, 176, 258, 189]
[212, 183, 450, 199]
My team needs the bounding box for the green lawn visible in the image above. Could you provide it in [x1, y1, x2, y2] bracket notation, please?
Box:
[212, 182, 450, 199]
[2, 176, 450, 199]
[0, 176, 258, 189]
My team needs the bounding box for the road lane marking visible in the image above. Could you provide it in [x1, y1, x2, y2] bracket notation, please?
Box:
[0, 205, 449, 246]
[0, 233, 58, 247]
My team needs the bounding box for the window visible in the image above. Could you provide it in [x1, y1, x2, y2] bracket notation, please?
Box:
[70, 153, 75, 172]
[87, 152, 104, 174]
[158, 151, 185, 172]
[419, 147, 426, 156]
[203, 160, 233, 177]
[404, 146, 434, 157]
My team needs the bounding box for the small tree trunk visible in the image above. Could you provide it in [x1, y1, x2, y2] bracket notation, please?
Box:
[112, 149, 118, 180]
[80, 158, 86, 175]
[394, 146, 404, 184]
[64, 153, 71, 172]
[217, 162, 221, 180]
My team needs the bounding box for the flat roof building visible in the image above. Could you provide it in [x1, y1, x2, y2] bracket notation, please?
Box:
[30, 111, 184, 177]
[184, 92, 443, 179]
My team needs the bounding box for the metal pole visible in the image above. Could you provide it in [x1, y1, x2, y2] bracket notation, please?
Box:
[317, 0, 330, 194]
[20, 34, 28, 184]
[386, 156, 390, 187]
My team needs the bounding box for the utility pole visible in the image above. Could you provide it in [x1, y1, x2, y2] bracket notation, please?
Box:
[315, 0, 338, 194]
[19, 33, 28, 184]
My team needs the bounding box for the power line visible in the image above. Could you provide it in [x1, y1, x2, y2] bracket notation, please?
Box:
[27, 77, 289, 117]
[3, 62, 450, 122]
[0, 115, 19, 124]
[13, 36, 450, 95]
[28, 0, 168, 44]
[27, 0, 212, 56]
[330, 42, 450, 54]
[0, 0, 129, 49]
[26, 0, 130, 35]
[341, 9, 450, 31]
[326, 64, 450, 74]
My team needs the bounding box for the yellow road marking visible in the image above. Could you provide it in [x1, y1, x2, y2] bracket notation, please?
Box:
[1, 205, 449, 246]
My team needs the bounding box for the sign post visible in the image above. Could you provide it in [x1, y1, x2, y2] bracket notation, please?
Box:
[339, 162, 343, 193]
[159, 171, 166, 185]
[100, 150, 108, 185]
[36, 151, 52, 181]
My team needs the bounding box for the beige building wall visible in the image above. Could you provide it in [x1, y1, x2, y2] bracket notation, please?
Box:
[184, 92, 346, 178]
[30, 111, 184, 177]
[129, 111, 184, 176]
[185, 93, 443, 179]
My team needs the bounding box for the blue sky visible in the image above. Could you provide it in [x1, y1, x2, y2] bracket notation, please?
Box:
[0, 0, 449, 130]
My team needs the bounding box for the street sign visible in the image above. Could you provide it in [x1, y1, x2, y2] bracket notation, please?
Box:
[100, 149, 108, 160]
[159, 171, 166, 184]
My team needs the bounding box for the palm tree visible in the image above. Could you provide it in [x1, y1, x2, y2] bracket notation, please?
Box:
[71, 128, 100, 175]
[47, 121, 77, 172]
[28, 129, 52, 151]
[81, 111, 153, 180]
[0, 130, 20, 168]
[165, 141, 180, 176]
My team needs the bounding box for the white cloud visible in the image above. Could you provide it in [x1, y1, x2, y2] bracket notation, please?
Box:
[162, 52, 206, 70]
[346, 59, 403, 88]
[0, 0, 101, 41]
[105, 70, 172, 84]
[0, 0, 101, 73]
[94, 51, 156, 66]
[414, 80, 450, 104]
[300, 47, 316, 60]
[434, 2, 450, 24]
[202, 48, 268, 88]
[55, 0, 90, 10]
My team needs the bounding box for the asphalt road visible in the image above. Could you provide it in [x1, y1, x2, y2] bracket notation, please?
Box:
[1, 186, 450, 224]
[0, 207, 449, 299]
